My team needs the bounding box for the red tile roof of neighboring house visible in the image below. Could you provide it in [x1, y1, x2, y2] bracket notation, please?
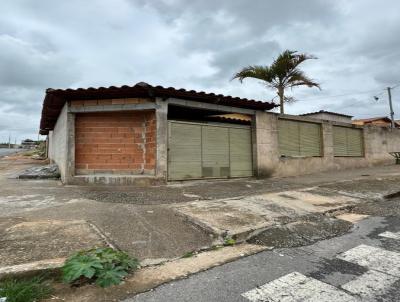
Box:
[352, 116, 390, 123]
[39, 82, 277, 135]
[352, 117, 400, 127]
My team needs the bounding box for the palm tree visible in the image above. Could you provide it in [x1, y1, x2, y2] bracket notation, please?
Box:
[232, 50, 320, 114]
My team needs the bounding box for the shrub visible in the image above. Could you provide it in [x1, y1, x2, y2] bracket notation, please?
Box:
[62, 247, 139, 288]
[0, 276, 52, 302]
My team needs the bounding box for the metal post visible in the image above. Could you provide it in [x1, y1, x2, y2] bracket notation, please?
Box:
[388, 87, 395, 129]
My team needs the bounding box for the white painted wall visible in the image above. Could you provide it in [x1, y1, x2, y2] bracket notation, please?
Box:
[48, 103, 68, 181]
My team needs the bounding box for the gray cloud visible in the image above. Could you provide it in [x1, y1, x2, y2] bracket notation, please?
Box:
[0, 0, 400, 142]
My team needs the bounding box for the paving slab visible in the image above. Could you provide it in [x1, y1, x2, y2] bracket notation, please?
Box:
[174, 188, 363, 240]
[22, 199, 215, 261]
[0, 218, 106, 267]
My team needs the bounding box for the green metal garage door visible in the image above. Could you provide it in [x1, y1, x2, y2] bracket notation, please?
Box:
[168, 121, 253, 180]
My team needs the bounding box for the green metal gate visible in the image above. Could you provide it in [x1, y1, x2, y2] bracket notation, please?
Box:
[333, 126, 364, 157]
[167, 121, 253, 180]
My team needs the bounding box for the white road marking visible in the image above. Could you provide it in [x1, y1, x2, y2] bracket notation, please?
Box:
[341, 269, 397, 299]
[241, 272, 358, 302]
[379, 231, 400, 240]
[337, 244, 400, 277]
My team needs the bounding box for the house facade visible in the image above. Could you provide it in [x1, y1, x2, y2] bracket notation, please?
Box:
[300, 110, 353, 124]
[40, 82, 400, 185]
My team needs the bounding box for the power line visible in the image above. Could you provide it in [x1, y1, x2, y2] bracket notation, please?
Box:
[391, 82, 400, 90]
[296, 88, 386, 102]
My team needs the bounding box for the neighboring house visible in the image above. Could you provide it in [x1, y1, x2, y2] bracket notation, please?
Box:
[300, 110, 353, 123]
[39, 82, 400, 185]
[21, 139, 37, 149]
[352, 117, 400, 128]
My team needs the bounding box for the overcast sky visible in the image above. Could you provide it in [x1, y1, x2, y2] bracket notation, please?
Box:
[1, 0, 400, 143]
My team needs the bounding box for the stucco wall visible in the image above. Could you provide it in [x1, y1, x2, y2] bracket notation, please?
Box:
[48, 103, 69, 181]
[254, 112, 400, 178]
[303, 113, 352, 124]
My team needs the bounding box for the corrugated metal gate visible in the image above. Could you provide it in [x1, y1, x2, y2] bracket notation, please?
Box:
[278, 119, 322, 157]
[167, 121, 253, 180]
[333, 126, 364, 157]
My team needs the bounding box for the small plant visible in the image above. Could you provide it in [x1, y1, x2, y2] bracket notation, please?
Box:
[182, 251, 195, 258]
[223, 237, 236, 246]
[62, 247, 139, 288]
[0, 276, 52, 302]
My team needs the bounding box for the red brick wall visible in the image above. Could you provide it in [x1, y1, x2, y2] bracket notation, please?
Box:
[75, 111, 156, 175]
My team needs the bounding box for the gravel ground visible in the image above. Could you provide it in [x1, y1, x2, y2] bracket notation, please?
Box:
[320, 177, 400, 199]
[247, 213, 353, 248]
[350, 197, 400, 216]
[79, 179, 300, 204]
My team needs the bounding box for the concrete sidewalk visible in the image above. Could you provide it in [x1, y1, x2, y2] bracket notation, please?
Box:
[173, 168, 400, 242]
[1, 154, 400, 280]
[174, 187, 363, 241]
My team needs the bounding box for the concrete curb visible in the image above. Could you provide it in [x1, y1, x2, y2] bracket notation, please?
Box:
[0, 258, 65, 280]
[45, 244, 270, 302]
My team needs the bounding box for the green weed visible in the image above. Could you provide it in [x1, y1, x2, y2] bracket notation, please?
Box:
[62, 247, 139, 288]
[0, 276, 52, 302]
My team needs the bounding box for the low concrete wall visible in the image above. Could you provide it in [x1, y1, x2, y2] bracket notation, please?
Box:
[254, 112, 400, 178]
[48, 103, 69, 181]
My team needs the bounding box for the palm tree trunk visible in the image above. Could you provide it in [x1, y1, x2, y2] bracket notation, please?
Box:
[278, 87, 284, 114]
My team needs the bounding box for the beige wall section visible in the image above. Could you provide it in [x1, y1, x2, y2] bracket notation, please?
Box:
[253, 112, 279, 177]
[155, 98, 168, 178]
[48, 103, 69, 182]
[255, 112, 400, 178]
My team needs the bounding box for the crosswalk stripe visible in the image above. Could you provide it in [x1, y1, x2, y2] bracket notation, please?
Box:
[379, 231, 400, 240]
[337, 244, 400, 277]
[241, 272, 358, 302]
[341, 269, 397, 299]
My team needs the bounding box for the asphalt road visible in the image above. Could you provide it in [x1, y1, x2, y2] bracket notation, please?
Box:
[125, 210, 400, 301]
[0, 148, 19, 157]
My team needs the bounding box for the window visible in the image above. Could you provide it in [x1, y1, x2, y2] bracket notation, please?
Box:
[278, 119, 322, 157]
[333, 126, 364, 157]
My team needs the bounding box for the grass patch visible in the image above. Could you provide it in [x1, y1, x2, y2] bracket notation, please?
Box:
[0, 276, 52, 302]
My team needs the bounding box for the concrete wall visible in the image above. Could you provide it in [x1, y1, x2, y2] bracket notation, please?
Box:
[254, 112, 400, 178]
[48, 103, 69, 181]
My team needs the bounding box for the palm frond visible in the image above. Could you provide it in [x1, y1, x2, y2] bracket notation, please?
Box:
[231, 65, 273, 83]
[287, 70, 321, 89]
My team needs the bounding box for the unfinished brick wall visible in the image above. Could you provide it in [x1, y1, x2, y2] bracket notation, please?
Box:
[75, 111, 156, 175]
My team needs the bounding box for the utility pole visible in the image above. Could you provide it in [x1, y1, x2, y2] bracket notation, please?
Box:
[388, 87, 395, 129]
[8, 134, 10, 149]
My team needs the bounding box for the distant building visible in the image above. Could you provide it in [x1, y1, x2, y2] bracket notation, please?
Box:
[21, 139, 37, 149]
[352, 117, 400, 128]
[300, 110, 353, 123]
